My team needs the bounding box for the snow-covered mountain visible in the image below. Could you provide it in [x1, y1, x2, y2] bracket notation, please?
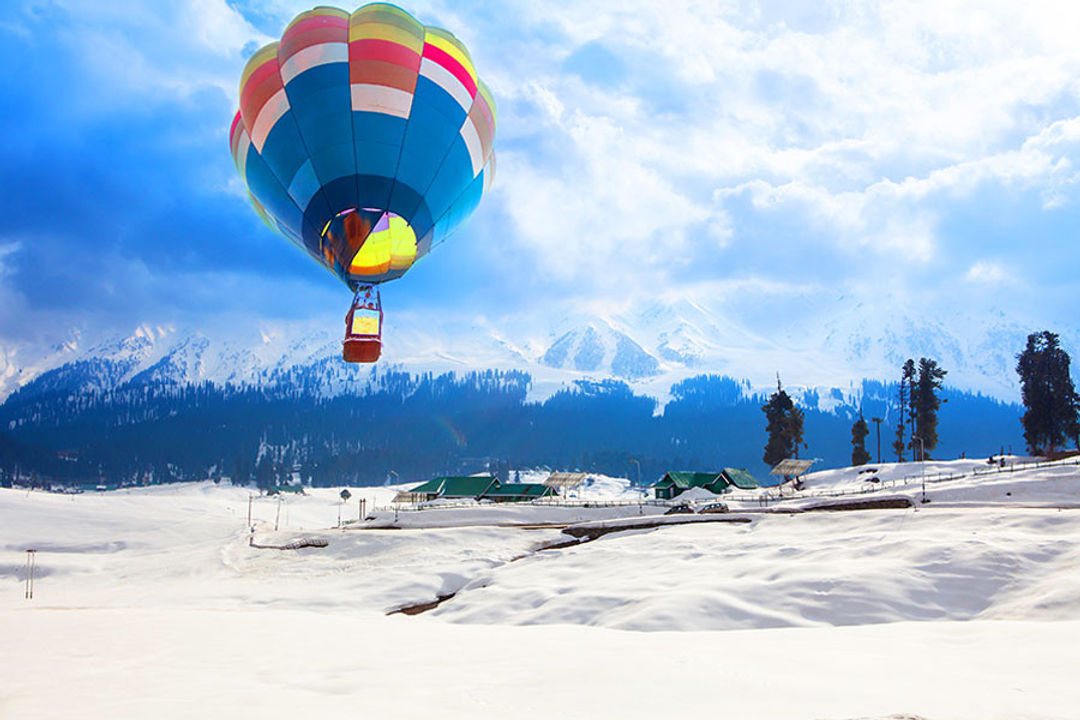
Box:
[0, 294, 1060, 406]
[540, 321, 660, 380]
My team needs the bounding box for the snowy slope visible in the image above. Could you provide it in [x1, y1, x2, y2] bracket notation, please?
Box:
[3, 468, 1080, 718]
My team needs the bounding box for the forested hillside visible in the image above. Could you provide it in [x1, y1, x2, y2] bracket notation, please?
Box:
[0, 369, 1024, 489]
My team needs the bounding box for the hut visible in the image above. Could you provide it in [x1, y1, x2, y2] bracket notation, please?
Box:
[396, 475, 499, 503]
[652, 472, 727, 500]
[719, 467, 759, 490]
[652, 468, 759, 500]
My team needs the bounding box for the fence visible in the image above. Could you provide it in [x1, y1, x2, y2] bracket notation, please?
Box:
[372, 455, 1080, 514]
[727, 455, 1080, 505]
[372, 497, 670, 513]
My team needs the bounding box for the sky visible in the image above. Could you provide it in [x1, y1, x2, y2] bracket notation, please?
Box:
[2, 0, 1080, 382]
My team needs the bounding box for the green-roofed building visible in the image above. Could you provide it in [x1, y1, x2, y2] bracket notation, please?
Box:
[652, 471, 726, 500]
[481, 483, 556, 503]
[652, 468, 760, 499]
[406, 475, 499, 502]
[720, 467, 759, 490]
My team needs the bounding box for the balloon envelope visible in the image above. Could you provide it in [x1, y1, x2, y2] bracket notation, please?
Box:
[229, 3, 496, 289]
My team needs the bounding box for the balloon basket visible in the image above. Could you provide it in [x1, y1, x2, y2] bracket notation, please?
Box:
[343, 285, 383, 364]
[343, 338, 381, 363]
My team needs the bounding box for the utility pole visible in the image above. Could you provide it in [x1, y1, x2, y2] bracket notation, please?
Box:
[630, 458, 641, 487]
[870, 417, 883, 464]
[913, 435, 927, 503]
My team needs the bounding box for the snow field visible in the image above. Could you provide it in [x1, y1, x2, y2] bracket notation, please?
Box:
[432, 508, 1080, 631]
[2, 609, 1077, 719]
[3, 464, 1080, 718]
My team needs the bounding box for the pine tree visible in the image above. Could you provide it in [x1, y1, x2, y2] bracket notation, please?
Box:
[1016, 331, 1080, 455]
[762, 376, 806, 467]
[909, 358, 947, 459]
[892, 360, 915, 461]
[851, 413, 871, 466]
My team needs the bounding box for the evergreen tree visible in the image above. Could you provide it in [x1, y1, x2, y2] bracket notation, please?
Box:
[762, 376, 805, 467]
[892, 360, 915, 461]
[851, 413, 871, 466]
[1016, 331, 1080, 455]
[254, 455, 274, 493]
[910, 358, 947, 458]
[903, 359, 917, 452]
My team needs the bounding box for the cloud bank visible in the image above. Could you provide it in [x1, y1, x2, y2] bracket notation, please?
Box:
[2, 0, 1079, 376]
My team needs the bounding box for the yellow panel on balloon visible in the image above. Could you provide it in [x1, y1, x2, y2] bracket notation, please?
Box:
[388, 215, 417, 270]
[349, 232, 391, 275]
[351, 314, 380, 336]
[349, 213, 416, 276]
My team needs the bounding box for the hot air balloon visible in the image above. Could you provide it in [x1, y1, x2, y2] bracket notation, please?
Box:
[229, 3, 496, 362]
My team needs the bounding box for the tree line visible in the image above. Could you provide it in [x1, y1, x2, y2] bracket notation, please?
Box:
[763, 330, 1079, 469]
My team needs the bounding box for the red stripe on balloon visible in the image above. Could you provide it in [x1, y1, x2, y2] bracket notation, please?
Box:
[422, 43, 476, 98]
[349, 39, 421, 71]
[240, 58, 280, 111]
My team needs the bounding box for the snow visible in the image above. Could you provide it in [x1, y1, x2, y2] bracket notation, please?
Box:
[6, 290, 1065, 403]
[671, 486, 721, 503]
[3, 461, 1080, 718]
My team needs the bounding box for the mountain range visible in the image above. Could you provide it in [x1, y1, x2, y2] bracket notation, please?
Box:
[0, 294, 1055, 408]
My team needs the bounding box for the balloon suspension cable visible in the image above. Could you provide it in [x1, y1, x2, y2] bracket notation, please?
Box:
[353, 284, 380, 311]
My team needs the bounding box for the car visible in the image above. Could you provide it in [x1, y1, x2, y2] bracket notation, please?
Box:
[698, 502, 730, 514]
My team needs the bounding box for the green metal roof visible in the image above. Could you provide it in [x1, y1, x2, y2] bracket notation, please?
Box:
[482, 483, 553, 499]
[408, 475, 498, 498]
[721, 467, 759, 490]
[656, 472, 725, 489]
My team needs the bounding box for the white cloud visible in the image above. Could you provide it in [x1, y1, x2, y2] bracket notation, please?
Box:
[965, 261, 1010, 284]
[476, 0, 1080, 291]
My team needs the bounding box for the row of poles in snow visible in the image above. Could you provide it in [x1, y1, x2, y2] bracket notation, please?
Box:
[21, 494, 374, 599]
[24, 549, 36, 600]
[245, 494, 367, 532]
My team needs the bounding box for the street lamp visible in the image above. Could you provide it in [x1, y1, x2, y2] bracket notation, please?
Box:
[630, 458, 641, 487]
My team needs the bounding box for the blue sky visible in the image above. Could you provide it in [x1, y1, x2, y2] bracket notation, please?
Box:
[2, 0, 1080, 376]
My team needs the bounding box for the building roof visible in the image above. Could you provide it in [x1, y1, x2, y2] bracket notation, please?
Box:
[543, 472, 589, 489]
[408, 475, 498, 498]
[655, 472, 724, 489]
[721, 467, 759, 490]
[770, 459, 817, 477]
[483, 483, 553, 499]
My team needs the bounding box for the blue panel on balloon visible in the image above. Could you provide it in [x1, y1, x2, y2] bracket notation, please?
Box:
[355, 173, 396, 211]
[309, 149, 358, 212]
[259, 114, 311, 193]
[307, 142, 357, 183]
[244, 150, 303, 235]
[423, 136, 473, 222]
[286, 66, 353, 192]
[353, 140, 401, 180]
[284, 63, 350, 105]
[352, 111, 407, 148]
[293, 99, 353, 154]
[413, 76, 468, 126]
[392, 112, 459, 216]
